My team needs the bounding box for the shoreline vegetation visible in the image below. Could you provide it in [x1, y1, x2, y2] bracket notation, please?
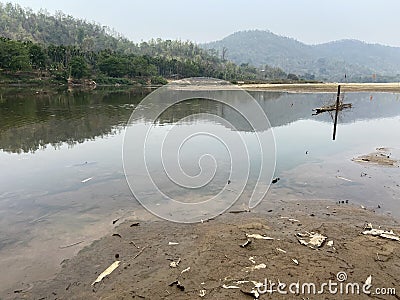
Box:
[1, 70, 399, 93]
[0, 36, 319, 89]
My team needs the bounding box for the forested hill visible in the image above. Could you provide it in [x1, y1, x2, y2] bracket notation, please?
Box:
[0, 2, 275, 84]
[0, 2, 134, 52]
[0, 2, 230, 62]
[203, 30, 400, 82]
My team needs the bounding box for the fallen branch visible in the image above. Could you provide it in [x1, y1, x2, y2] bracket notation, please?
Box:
[59, 240, 84, 249]
[133, 246, 147, 260]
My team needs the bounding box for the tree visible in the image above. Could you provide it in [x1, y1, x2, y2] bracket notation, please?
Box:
[222, 46, 228, 61]
[77, 28, 85, 45]
[0, 38, 30, 71]
[98, 56, 129, 77]
[264, 65, 287, 79]
[28, 43, 47, 69]
[287, 73, 299, 81]
[69, 56, 88, 78]
[130, 56, 157, 76]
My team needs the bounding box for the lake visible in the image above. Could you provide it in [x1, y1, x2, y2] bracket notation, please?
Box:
[0, 85, 399, 292]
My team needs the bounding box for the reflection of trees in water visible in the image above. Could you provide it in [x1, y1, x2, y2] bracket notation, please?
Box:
[1, 89, 285, 154]
[154, 91, 285, 131]
[0, 88, 148, 153]
[1, 88, 399, 154]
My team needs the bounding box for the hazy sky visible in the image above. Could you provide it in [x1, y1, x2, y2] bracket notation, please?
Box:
[5, 0, 400, 46]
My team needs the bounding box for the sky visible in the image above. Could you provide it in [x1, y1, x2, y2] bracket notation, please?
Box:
[4, 0, 400, 46]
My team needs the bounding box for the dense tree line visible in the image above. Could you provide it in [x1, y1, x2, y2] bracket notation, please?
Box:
[0, 37, 262, 82]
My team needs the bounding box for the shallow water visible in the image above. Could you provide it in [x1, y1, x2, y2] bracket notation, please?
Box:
[0, 87, 399, 292]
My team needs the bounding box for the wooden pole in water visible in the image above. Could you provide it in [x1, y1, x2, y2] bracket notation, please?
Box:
[332, 85, 341, 140]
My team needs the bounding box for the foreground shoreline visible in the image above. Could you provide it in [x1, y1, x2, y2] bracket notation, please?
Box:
[9, 199, 400, 299]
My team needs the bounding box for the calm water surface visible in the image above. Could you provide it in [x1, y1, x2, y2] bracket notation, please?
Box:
[0, 87, 399, 292]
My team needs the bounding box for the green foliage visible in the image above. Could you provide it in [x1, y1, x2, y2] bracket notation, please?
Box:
[0, 4, 278, 83]
[150, 76, 168, 85]
[28, 43, 47, 68]
[0, 2, 135, 52]
[0, 37, 265, 83]
[130, 56, 157, 77]
[49, 68, 68, 82]
[0, 38, 30, 70]
[287, 73, 299, 81]
[263, 65, 287, 79]
[69, 56, 88, 78]
[98, 56, 129, 77]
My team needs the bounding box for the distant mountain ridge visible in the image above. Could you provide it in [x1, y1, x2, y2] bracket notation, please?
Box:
[202, 30, 400, 81]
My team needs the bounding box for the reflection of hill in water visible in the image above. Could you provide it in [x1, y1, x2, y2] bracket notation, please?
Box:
[0, 88, 148, 153]
[253, 91, 400, 127]
[156, 91, 400, 131]
[1, 88, 399, 154]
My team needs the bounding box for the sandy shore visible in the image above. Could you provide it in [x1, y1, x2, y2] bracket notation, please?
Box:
[9, 199, 400, 300]
[240, 82, 400, 93]
[166, 80, 400, 93]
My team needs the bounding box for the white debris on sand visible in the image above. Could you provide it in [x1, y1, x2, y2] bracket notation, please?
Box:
[297, 232, 327, 249]
[246, 233, 274, 240]
[363, 225, 400, 241]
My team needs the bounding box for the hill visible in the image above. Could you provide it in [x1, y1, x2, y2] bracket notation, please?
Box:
[0, 2, 135, 52]
[0, 2, 266, 84]
[203, 30, 400, 82]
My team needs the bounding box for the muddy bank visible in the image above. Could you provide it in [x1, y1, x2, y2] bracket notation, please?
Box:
[353, 147, 399, 167]
[8, 199, 400, 300]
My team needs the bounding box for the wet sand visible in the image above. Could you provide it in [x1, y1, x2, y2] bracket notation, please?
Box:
[353, 148, 399, 167]
[240, 82, 400, 93]
[166, 81, 400, 93]
[8, 199, 400, 300]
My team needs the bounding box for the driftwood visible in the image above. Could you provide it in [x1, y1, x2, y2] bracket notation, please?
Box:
[59, 240, 84, 249]
[92, 261, 120, 285]
[313, 102, 352, 114]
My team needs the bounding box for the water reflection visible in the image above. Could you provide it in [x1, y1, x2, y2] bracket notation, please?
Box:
[0, 88, 399, 294]
[0, 88, 151, 153]
[1, 90, 400, 154]
[1, 88, 399, 209]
